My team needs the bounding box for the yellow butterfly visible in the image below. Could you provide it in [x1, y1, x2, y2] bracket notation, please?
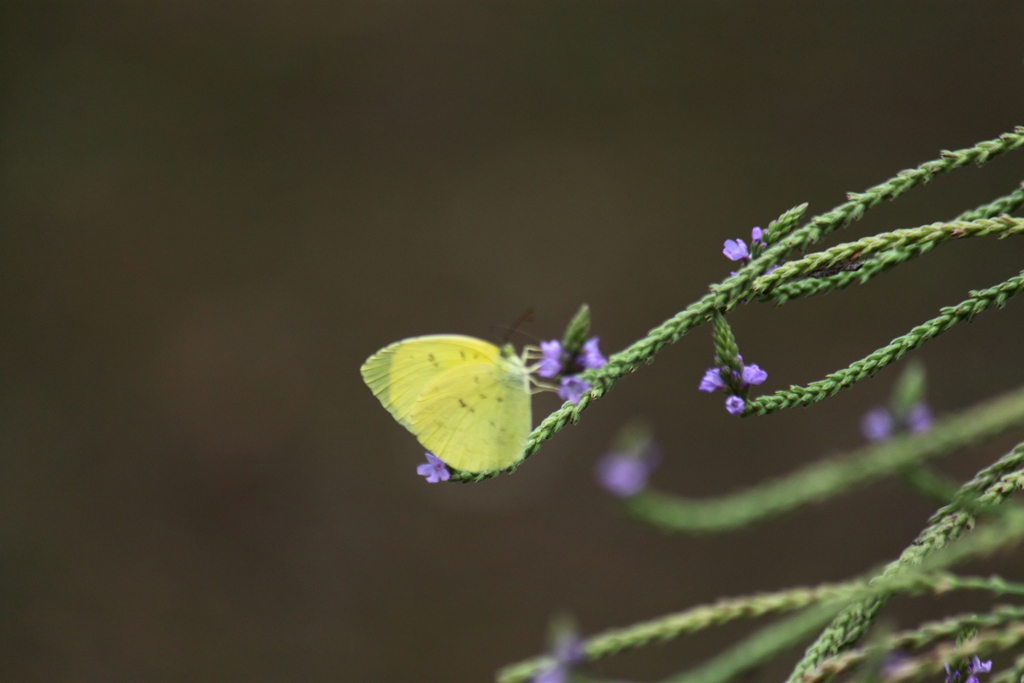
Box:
[360, 335, 533, 473]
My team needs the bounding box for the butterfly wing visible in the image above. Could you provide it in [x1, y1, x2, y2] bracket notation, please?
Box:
[360, 335, 532, 473]
[409, 355, 531, 472]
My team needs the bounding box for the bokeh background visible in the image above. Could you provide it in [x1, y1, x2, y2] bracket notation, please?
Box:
[2, 2, 1024, 681]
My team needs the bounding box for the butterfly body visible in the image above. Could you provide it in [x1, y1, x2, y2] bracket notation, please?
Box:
[360, 335, 532, 473]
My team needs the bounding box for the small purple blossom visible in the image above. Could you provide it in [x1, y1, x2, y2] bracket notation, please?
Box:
[596, 442, 661, 497]
[861, 401, 934, 442]
[945, 656, 994, 683]
[699, 368, 726, 392]
[559, 376, 590, 405]
[723, 238, 749, 262]
[700, 360, 767, 399]
[725, 395, 746, 415]
[700, 359, 766, 414]
[907, 402, 934, 433]
[741, 364, 768, 386]
[751, 226, 763, 245]
[968, 658, 992, 675]
[416, 452, 450, 483]
[578, 337, 607, 370]
[596, 454, 649, 497]
[861, 407, 895, 441]
[538, 340, 564, 378]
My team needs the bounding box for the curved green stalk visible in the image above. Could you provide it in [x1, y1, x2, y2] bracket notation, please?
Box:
[956, 181, 1024, 221]
[746, 272, 1024, 416]
[756, 216, 1024, 294]
[767, 181, 1024, 304]
[623, 387, 1024, 533]
[897, 465, 961, 505]
[762, 216, 1024, 304]
[660, 605, 842, 683]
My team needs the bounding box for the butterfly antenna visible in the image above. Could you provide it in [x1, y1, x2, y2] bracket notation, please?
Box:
[493, 307, 539, 345]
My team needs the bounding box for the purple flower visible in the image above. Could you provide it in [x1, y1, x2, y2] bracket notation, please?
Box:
[723, 238, 749, 262]
[702, 360, 768, 392]
[751, 226, 763, 245]
[416, 452, 450, 483]
[538, 340, 564, 378]
[558, 376, 590, 405]
[699, 368, 726, 392]
[946, 664, 961, 683]
[741, 364, 767, 386]
[578, 337, 607, 370]
[596, 441, 661, 497]
[861, 407, 894, 442]
[595, 454, 649, 497]
[907, 402, 934, 433]
[968, 658, 992, 675]
[960, 657, 993, 683]
[725, 395, 746, 415]
[861, 401, 933, 442]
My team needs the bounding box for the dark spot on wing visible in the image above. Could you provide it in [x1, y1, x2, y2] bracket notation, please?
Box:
[469, 407, 475, 413]
[460, 351, 465, 359]
[479, 394, 487, 399]
[458, 399, 467, 408]
[473, 377, 479, 383]
[496, 397, 503, 402]
[489, 421, 495, 427]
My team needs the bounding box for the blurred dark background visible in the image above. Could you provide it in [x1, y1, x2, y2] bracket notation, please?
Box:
[1, 2, 1023, 681]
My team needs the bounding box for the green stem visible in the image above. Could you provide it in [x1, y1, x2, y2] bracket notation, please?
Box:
[797, 606, 1024, 683]
[622, 388, 1024, 533]
[765, 207, 1024, 304]
[787, 444, 1024, 682]
[956, 181, 1024, 221]
[494, 572, 1024, 683]
[756, 217, 1024, 294]
[660, 605, 841, 683]
[450, 127, 1024, 482]
[897, 465, 961, 506]
[747, 272, 1024, 416]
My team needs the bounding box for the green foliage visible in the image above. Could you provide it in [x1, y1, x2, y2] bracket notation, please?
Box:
[449, 126, 1024, 482]
[483, 126, 1024, 683]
